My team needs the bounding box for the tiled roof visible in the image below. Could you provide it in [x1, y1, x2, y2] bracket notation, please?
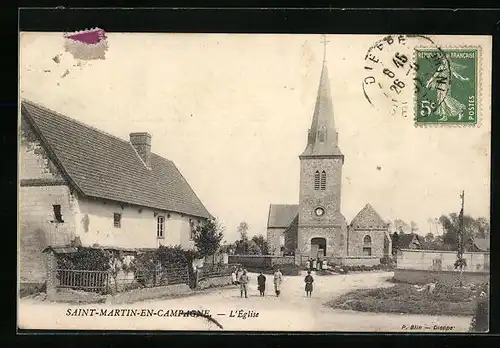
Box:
[350, 203, 387, 229]
[267, 204, 299, 228]
[21, 100, 211, 219]
[397, 233, 424, 248]
[473, 238, 490, 251]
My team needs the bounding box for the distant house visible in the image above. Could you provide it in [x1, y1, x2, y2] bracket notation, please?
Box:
[394, 233, 425, 252]
[472, 237, 490, 252]
[19, 100, 211, 288]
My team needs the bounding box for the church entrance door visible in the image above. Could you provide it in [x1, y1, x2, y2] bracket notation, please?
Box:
[310, 237, 327, 259]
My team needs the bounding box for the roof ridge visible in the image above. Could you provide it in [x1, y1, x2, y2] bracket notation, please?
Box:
[21, 99, 135, 145]
[21, 99, 171, 161]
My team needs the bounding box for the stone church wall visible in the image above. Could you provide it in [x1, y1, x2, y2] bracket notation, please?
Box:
[266, 227, 285, 256]
[347, 228, 385, 258]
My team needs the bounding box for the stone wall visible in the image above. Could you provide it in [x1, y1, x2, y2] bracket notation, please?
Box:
[298, 158, 343, 226]
[330, 256, 381, 266]
[394, 268, 490, 286]
[297, 224, 347, 258]
[19, 186, 78, 285]
[397, 249, 490, 272]
[347, 228, 385, 258]
[197, 275, 232, 289]
[228, 255, 295, 268]
[267, 227, 285, 256]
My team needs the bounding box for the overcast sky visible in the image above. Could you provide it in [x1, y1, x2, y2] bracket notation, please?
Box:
[20, 33, 491, 242]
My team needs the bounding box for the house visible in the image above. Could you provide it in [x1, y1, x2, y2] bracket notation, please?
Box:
[394, 233, 425, 251]
[19, 100, 211, 288]
[472, 237, 490, 252]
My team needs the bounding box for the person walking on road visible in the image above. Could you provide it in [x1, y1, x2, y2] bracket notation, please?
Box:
[257, 271, 266, 297]
[239, 269, 249, 298]
[304, 270, 314, 297]
[273, 268, 283, 297]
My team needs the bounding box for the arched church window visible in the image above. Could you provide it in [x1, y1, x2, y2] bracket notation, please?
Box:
[320, 171, 326, 190]
[363, 235, 372, 256]
[314, 171, 320, 190]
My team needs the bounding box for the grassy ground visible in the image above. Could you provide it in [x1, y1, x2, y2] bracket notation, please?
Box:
[327, 282, 484, 316]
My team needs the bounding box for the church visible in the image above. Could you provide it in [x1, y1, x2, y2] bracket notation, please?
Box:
[266, 58, 392, 266]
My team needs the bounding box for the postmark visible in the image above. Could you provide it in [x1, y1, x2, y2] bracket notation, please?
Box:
[64, 27, 108, 60]
[362, 35, 452, 123]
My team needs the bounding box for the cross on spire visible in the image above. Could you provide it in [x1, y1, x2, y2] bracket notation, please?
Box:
[320, 35, 330, 65]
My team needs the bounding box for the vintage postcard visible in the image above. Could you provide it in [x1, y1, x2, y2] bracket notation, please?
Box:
[18, 33, 491, 332]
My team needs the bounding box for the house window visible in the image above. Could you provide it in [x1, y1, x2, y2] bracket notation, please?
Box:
[314, 171, 320, 190]
[320, 170, 326, 190]
[157, 216, 165, 239]
[113, 213, 121, 228]
[363, 235, 372, 256]
[52, 205, 64, 223]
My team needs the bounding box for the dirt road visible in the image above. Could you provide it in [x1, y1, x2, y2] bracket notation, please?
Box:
[18, 271, 472, 332]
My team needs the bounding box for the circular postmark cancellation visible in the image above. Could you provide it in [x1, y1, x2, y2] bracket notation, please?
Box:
[362, 35, 453, 123]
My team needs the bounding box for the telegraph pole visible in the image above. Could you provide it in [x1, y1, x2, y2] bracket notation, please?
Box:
[457, 190, 465, 285]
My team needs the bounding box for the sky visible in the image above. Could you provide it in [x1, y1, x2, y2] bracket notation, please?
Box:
[19, 33, 491, 242]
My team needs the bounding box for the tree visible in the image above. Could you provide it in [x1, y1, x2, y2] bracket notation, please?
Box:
[237, 222, 249, 241]
[424, 232, 434, 243]
[475, 217, 490, 239]
[251, 235, 270, 255]
[427, 218, 434, 234]
[246, 240, 262, 255]
[193, 218, 224, 263]
[410, 221, 419, 233]
[393, 219, 411, 235]
[439, 213, 486, 251]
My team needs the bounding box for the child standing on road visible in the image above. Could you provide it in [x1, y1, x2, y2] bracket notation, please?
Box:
[257, 271, 266, 297]
[304, 270, 314, 297]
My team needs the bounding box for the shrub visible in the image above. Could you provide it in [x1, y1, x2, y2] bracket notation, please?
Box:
[130, 245, 197, 288]
[469, 282, 489, 332]
[56, 247, 112, 271]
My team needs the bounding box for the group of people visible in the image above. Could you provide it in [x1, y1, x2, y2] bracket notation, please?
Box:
[307, 258, 328, 271]
[231, 266, 315, 298]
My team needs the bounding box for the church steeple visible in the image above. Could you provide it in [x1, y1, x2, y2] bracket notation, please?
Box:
[300, 40, 343, 159]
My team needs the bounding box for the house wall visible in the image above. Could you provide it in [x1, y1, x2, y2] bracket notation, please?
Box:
[396, 249, 490, 273]
[75, 198, 195, 250]
[347, 228, 386, 258]
[19, 186, 78, 285]
[19, 119, 79, 285]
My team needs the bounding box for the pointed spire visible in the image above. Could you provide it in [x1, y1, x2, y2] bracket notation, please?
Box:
[300, 39, 343, 158]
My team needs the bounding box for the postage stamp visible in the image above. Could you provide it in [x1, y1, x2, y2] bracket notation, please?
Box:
[18, 33, 491, 333]
[414, 48, 479, 126]
[63, 27, 108, 60]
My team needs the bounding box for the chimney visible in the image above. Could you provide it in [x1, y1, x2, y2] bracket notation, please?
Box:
[130, 132, 152, 168]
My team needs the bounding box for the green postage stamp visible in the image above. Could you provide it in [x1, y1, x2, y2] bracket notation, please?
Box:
[414, 48, 479, 126]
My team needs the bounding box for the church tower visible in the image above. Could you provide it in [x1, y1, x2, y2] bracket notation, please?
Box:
[297, 43, 348, 260]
